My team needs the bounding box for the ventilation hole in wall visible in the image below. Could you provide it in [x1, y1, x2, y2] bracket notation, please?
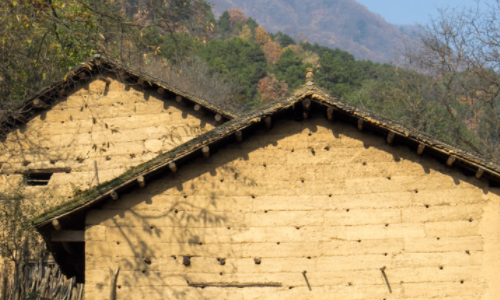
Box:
[130, 154, 136, 159]
[220, 272, 223, 276]
[466, 250, 470, 255]
[307, 257, 311, 260]
[296, 227, 300, 230]
[348, 282, 352, 286]
[460, 280, 464, 284]
[385, 224, 389, 227]
[291, 149, 294, 153]
[264, 211, 268, 213]
[437, 237, 440, 240]
[254, 258, 261, 265]
[26, 172, 54, 186]
[50, 160, 56, 164]
[415, 189, 419, 193]
[469, 218, 473, 222]
[184, 195, 188, 199]
[129, 115, 131, 117]
[387, 177, 391, 180]
[142, 270, 146, 274]
[301, 179, 305, 183]
[439, 266, 443, 270]
[425, 205, 429, 208]
[150, 226, 154, 230]
[358, 240, 361, 243]
[61, 121, 64, 124]
[171, 256, 176, 260]
[263, 164, 267, 168]
[346, 209, 350, 212]
[118, 286, 121, 289]
[106, 156, 111, 161]
[199, 243, 203, 246]
[174, 209, 178, 214]
[88, 132, 91, 134]
[362, 162, 367, 166]
[227, 227, 231, 230]
[324, 146, 330, 151]
[220, 179, 224, 183]
[308, 133, 312, 136]
[251, 195, 255, 199]
[311, 148, 316, 156]
[384, 253, 388, 256]
[329, 194, 332, 197]
[116, 242, 120, 245]
[277, 242, 280, 245]
[289, 286, 294, 290]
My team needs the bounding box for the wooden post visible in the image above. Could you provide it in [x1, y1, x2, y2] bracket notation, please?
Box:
[98, 77, 111, 84]
[215, 114, 224, 124]
[327, 107, 334, 121]
[33, 99, 47, 109]
[13, 114, 27, 123]
[265, 117, 272, 129]
[77, 72, 89, 81]
[119, 70, 128, 78]
[357, 119, 364, 131]
[176, 95, 187, 106]
[386, 132, 395, 144]
[137, 176, 145, 188]
[110, 190, 119, 200]
[1, 266, 7, 300]
[168, 162, 177, 173]
[235, 131, 243, 142]
[109, 267, 120, 300]
[157, 87, 167, 97]
[202, 146, 210, 158]
[138, 78, 151, 88]
[446, 155, 456, 167]
[476, 168, 484, 179]
[94, 161, 100, 186]
[194, 104, 206, 115]
[302, 98, 311, 111]
[417, 144, 426, 155]
[52, 219, 74, 253]
[52, 219, 62, 231]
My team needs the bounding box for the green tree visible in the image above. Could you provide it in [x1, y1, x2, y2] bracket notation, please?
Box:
[274, 49, 306, 89]
[270, 31, 296, 48]
[201, 37, 267, 104]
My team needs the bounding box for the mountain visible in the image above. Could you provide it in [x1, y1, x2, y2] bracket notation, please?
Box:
[209, 0, 416, 62]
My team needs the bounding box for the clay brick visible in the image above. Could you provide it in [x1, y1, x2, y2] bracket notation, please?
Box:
[404, 237, 483, 252]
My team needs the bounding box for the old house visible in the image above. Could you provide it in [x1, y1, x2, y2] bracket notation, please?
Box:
[17, 56, 500, 299]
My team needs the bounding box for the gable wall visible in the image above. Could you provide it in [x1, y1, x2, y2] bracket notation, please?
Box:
[84, 118, 500, 300]
[0, 78, 214, 203]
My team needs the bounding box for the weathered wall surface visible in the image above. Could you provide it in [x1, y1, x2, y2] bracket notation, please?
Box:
[84, 118, 500, 300]
[0, 77, 213, 202]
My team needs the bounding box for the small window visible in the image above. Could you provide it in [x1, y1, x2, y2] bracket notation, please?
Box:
[26, 172, 53, 186]
[23, 168, 71, 186]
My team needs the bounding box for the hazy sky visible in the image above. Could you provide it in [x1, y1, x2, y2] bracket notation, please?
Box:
[356, 0, 497, 25]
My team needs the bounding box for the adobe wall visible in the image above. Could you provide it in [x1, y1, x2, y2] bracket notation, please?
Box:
[84, 118, 500, 300]
[0, 78, 213, 203]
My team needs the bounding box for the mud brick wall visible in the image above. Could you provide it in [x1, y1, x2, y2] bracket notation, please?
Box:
[0, 77, 214, 202]
[85, 118, 500, 300]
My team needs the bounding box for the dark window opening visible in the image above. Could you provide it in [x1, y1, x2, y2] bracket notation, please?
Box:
[26, 172, 53, 186]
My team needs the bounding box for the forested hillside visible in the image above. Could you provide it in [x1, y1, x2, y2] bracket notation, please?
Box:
[210, 0, 417, 62]
[1, 0, 499, 162]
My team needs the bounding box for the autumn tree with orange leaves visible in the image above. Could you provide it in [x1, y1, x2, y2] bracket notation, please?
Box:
[228, 9, 248, 27]
[263, 41, 282, 64]
[257, 74, 289, 102]
[255, 26, 271, 45]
